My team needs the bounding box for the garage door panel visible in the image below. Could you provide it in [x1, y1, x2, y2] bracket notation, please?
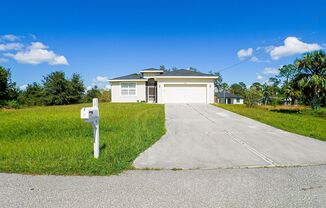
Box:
[163, 84, 207, 103]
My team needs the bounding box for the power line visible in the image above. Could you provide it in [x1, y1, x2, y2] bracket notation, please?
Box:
[217, 12, 325, 73]
[218, 37, 286, 73]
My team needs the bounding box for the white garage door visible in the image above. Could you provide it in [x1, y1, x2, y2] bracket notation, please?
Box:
[163, 84, 207, 103]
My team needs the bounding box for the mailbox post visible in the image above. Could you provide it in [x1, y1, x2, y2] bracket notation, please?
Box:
[80, 98, 100, 159]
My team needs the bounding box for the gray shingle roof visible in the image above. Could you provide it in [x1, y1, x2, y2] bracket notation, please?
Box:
[111, 69, 216, 80]
[216, 91, 243, 98]
[110, 73, 146, 80]
[157, 69, 215, 77]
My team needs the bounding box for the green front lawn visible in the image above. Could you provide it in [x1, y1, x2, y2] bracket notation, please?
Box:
[0, 103, 165, 175]
[214, 104, 326, 141]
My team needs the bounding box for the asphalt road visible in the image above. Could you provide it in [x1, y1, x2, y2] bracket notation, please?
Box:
[1, 165, 326, 208]
[134, 104, 326, 169]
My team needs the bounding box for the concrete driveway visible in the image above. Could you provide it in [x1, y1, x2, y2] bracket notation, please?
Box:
[134, 104, 326, 169]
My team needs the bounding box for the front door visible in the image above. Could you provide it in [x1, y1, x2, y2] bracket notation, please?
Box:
[147, 78, 157, 103]
[147, 86, 157, 103]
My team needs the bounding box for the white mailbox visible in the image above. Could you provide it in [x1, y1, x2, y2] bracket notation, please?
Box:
[81, 107, 99, 121]
[80, 98, 100, 159]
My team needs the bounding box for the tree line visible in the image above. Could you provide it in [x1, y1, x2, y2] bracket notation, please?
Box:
[213, 50, 325, 109]
[0, 68, 111, 108]
[1, 50, 325, 109]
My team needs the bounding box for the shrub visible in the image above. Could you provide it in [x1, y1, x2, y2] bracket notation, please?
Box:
[4, 100, 21, 109]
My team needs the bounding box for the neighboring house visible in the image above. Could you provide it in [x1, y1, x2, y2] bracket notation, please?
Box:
[109, 68, 217, 104]
[216, 91, 244, 104]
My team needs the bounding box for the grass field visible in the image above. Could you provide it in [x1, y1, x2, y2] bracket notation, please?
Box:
[0, 103, 165, 175]
[215, 104, 326, 141]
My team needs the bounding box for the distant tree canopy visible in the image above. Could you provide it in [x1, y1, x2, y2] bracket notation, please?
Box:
[18, 82, 45, 106]
[0, 68, 111, 108]
[0, 66, 18, 106]
[83, 86, 102, 103]
[159, 65, 166, 71]
[278, 64, 297, 83]
[70, 74, 85, 103]
[42, 71, 85, 105]
[229, 82, 246, 97]
[295, 50, 326, 109]
[212, 51, 325, 109]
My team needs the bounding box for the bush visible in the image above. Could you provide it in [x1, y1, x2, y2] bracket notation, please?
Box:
[244, 87, 262, 108]
[4, 100, 21, 109]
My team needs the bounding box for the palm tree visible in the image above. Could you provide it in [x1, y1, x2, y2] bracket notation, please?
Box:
[283, 82, 301, 105]
[262, 84, 271, 105]
[295, 50, 326, 109]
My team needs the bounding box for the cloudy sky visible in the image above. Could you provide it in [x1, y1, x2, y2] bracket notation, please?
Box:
[0, 0, 325, 89]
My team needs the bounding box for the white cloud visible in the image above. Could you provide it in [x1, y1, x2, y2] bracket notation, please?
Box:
[51, 56, 68, 65]
[237, 48, 253, 60]
[0, 34, 20, 42]
[29, 42, 47, 49]
[95, 76, 109, 82]
[104, 85, 111, 90]
[0, 42, 24, 51]
[5, 42, 68, 65]
[88, 76, 111, 91]
[249, 56, 270, 63]
[250, 56, 259, 62]
[258, 45, 275, 53]
[256, 74, 264, 81]
[0, 57, 8, 62]
[19, 84, 28, 90]
[270, 37, 323, 60]
[262, 67, 278, 75]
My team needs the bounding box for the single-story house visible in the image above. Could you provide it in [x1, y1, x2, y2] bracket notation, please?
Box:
[216, 91, 244, 104]
[109, 68, 217, 104]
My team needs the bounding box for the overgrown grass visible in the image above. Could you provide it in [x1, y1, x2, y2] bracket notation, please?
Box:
[214, 104, 326, 141]
[0, 103, 165, 175]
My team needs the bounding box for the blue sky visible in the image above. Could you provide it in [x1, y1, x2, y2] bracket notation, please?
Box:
[1, 0, 325, 89]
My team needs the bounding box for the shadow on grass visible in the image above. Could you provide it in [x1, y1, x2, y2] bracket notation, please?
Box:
[90, 144, 106, 155]
[270, 108, 326, 118]
[270, 109, 300, 114]
[100, 144, 106, 151]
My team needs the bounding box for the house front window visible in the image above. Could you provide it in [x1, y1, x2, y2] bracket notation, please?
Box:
[121, 82, 136, 96]
[236, 98, 240, 103]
